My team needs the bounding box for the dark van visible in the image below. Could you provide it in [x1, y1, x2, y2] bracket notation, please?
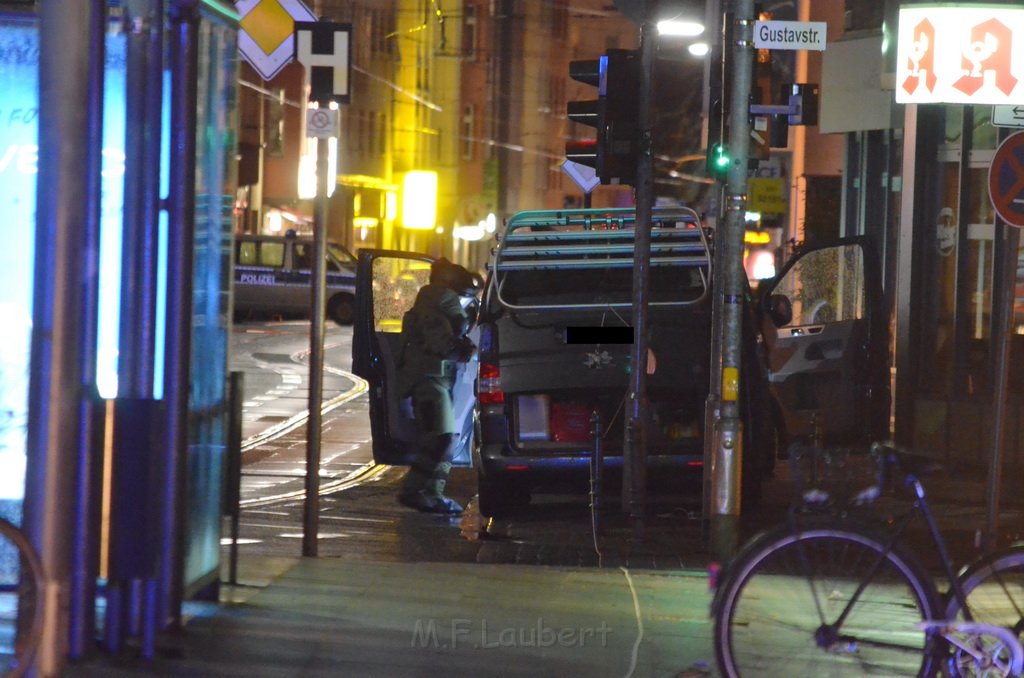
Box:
[352, 208, 889, 518]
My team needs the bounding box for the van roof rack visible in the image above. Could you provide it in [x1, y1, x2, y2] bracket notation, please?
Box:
[488, 207, 711, 311]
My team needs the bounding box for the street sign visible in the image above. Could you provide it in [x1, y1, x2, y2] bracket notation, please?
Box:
[294, 22, 353, 105]
[306, 109, 339, 139]
[237, 0, 316, 81]
[753, 21, 827, 51]
[993, 105, 1024, 129]
[989, 132, 1024, 228]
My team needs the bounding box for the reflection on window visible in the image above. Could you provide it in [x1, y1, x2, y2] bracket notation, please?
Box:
[258, 242, 284, 267]
[775, 245, 865, 326]
[372, 258, 430, 332]
[237, 242, 256, 265]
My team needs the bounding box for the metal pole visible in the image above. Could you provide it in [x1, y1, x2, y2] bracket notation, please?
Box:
[68, 0, 107, 659]
[303, 133, 329, 557]
[226, 372, 245, 585]
[623, 15, 655, 535]
[986, 223, 1017, 551]
[160, 2, 200, 631]
[702, 0, 725, 540]
[120, 0, 163, 397]
[710, 0, 753, 562]
[29, 2, 98, 673]
[985, 127, 1016, 551]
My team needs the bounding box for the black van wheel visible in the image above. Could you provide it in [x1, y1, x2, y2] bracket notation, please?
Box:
[327, 294, 355, 325]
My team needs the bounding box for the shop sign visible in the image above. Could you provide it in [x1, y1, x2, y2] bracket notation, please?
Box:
[747, 178, 787, 215]
[896, 6, 1024, 105]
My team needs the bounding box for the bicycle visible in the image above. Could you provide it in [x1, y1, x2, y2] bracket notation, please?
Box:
[711, 440, 1024, 677]
[0, 515, 44, 678]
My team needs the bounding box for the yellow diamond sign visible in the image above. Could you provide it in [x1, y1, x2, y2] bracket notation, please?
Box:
[236, 0, 316, 81]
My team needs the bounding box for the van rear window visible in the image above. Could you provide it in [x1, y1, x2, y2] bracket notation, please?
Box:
[496, 266, 705, 307]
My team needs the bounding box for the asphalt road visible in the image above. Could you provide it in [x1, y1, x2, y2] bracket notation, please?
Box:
[226, 319, 715, 570]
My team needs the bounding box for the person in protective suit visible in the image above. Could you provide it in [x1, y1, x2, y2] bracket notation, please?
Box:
[396, 258, 482, 514]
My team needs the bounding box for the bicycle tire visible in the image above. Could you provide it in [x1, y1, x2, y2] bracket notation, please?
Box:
[946, 545, 1024, 677]
[0, 518, 44, 678]
[713, 516, 943, 677]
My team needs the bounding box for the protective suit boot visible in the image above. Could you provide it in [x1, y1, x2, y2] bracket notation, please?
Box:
[424, 462, 463, 514]
[398, 467, 432, 510]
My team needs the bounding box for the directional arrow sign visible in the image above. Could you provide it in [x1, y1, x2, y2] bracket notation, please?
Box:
[993, 105, 1024, 130]
[562, 160, 600, 194]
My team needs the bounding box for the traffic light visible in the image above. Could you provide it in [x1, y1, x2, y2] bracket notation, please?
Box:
[565, 50, 640, 186]
[707, 143, 731, 180]
[601, 49, 640, 185]
[566, 57, 605, 173]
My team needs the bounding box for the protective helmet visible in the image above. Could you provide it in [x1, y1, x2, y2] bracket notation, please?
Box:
[430, 258, 483, 297]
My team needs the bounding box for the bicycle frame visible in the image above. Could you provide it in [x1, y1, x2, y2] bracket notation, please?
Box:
[791, 467, 1024, 672]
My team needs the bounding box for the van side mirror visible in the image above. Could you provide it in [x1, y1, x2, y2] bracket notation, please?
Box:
[765, 293, 793, 327]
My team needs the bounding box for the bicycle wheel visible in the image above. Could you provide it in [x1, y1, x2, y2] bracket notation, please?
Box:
[946, 545, 1024, 677]
[714, 517, 943, 677]
[0, 519, 44, 678]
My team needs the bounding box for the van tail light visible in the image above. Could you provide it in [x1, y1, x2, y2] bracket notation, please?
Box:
[478, 362, 504, 405]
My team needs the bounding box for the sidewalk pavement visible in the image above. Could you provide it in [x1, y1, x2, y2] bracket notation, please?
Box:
[65, 455, 1023, 677]
[67, 556, 716, 678]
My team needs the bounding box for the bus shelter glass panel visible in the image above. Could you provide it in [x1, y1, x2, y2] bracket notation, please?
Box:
[184, 9, 238, 595]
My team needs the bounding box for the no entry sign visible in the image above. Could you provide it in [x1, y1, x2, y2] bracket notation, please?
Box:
[989, 132, 1024, 228]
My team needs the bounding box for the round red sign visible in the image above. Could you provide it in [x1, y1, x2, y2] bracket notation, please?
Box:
[989, 131, 1024, 228]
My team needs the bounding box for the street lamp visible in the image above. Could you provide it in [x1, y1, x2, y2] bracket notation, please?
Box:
[656, 17, 704, 37]
[655, 5, 707, 57]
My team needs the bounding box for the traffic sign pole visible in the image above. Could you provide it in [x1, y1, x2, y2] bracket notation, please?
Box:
[294, 21, 351, 558]
[985, 128, 1021, 551]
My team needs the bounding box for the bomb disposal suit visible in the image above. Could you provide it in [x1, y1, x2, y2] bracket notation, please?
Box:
[396, 258, 480, 514]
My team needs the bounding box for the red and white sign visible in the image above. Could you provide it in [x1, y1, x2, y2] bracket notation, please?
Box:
[896, 6, 1024, 105]
[989, 132, 1024, 229]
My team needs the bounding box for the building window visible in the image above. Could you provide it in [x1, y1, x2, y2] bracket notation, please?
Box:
[462, 105, 475, 160]
[462, 3, 477, 58]
[551, 0, 568, 41]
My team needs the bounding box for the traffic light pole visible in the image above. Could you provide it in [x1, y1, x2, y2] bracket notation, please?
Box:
[623, 17, 656, 533]
[709, 0, 754, 561]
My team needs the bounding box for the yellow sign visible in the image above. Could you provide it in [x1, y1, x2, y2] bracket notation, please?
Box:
[237, 0, 316, 81]
[722, 367, 739, 401]
[747, 178, 787, 215]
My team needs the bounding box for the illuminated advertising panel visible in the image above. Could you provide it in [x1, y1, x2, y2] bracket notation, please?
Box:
[896, 5, 1024, 104]
[0, 17, 37, 503]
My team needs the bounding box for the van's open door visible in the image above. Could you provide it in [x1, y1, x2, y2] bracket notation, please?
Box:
[352, 250, 477, 466]
[759, 237, 889, 446]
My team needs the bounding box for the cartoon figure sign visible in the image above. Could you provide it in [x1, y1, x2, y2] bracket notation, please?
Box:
[896, 7, 1024, 105]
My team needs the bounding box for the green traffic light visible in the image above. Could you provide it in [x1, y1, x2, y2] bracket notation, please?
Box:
[708, 144, 730, 178]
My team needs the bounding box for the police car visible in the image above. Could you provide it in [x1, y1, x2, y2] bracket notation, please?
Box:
[233, 230, 358, 325]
